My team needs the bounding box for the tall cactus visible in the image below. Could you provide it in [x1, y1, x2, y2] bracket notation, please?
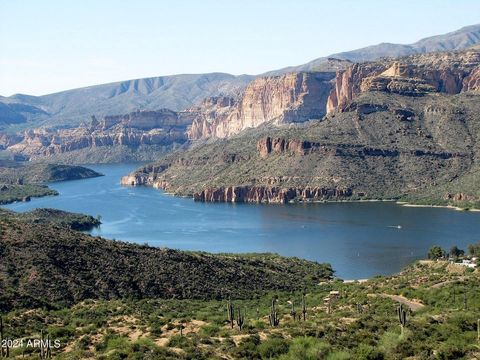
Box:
[289, 300, 297, 321]
[41, 329, 46, 359]
[39, 329, 52, 359]
[397, 304, 407, 336]
[302, 293, 307, 321]
[40, 329, 44, 359]
[269, 297, 280, 327]
[227, 297, 235, 329]
[236, 307, 245, 331]
[46, 333, 52, 358]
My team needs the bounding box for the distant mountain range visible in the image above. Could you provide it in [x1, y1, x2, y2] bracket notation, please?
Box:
[0, 24, 479, 130]
[0, 73, 254, 129]
[270, 24, 480, 73]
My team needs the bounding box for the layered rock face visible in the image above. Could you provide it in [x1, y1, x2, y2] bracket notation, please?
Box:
[120, 173, 352, 204]
[7, 110, 192, 160]
[257, 137, 322, 157]
[256, 137, 459, 160]
[327, 49, 480, 113]
[188, 72, 336, 139]
[192, 186, 352, 204]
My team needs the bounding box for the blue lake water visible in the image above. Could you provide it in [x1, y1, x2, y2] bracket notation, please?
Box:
[4, 163, 480, 279]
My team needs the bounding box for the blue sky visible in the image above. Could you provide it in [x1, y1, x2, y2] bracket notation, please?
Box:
[1, 0, 479, 96]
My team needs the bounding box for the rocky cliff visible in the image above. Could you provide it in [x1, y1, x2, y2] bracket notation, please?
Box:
[326, 49, 480, 113]
[187, 71, 339, 139]
[122, 86, 480, 207]
[6, 110, 192, 161]
[191, 186, 353, 204]
[4, 69, 349, 161]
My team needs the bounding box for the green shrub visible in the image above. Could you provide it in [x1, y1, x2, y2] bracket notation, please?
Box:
[279, 337, 330, 360]
[327, 351, 351, 360]
[258, 337, 289, 358]
[354, 344, 384, 360]
[199, 324, 221, 337]
[167, 335, 194, 349]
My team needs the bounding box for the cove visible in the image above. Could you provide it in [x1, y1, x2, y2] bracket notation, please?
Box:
[4, 163, 480, 279]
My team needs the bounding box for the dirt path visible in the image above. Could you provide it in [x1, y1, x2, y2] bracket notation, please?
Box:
[430, 276, 466, 289]
[381, 294, 425, 311]
[368, 293, 425, 311]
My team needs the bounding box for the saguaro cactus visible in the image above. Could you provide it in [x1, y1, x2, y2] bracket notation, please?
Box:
[46, 333, 52, 358]
[302, 293, 307, 321]
[397, 304, 407, 336]
[39, 329, 52, 359]
[269, 297, 280, 327]
[236, 307, 245, 331]
[289, 300, 297, 321]
[227, 298, 235, 329]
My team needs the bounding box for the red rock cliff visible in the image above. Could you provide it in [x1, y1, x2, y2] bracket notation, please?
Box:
[327, 49, 480, 113]
[188, 72, 336, 139]
[192, 186, 353, 204]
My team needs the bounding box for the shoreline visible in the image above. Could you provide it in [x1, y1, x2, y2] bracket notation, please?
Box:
[132, 183, 480, 212]
[396, 201, 480, 212]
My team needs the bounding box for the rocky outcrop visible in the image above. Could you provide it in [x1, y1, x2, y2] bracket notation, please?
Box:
[7, 110, 191, 159]
[444, 192, 480, 203]
[187, 72, 336, 139]
[256, 137, 321, 157]
[256, 137, 460, 159]
[121, 164, 170, 187]
[192, 186, 353, 204]
[462, 65, 480, 91]
[327, 49, 480, 113]
[0, 133, 23, 149]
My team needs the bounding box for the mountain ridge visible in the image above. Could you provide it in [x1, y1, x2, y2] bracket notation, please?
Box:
[1, 24, 479, 131]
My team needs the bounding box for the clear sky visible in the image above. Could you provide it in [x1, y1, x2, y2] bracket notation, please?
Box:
[1, 0, 479, 96]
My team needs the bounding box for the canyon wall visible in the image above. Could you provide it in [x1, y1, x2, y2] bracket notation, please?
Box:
[192, 186, 353, 204]
[120, 173, 353, 204]
[7, 110, 192, 159]
[187, 71, 336, 139]
[5, 69, 346, 160]
[327, 49, 480, 113]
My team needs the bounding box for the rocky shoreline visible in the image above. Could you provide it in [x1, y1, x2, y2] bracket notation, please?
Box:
[121, 173, 480, 210]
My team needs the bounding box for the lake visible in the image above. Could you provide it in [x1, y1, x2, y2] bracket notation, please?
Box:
[4, 163, 480, 279]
